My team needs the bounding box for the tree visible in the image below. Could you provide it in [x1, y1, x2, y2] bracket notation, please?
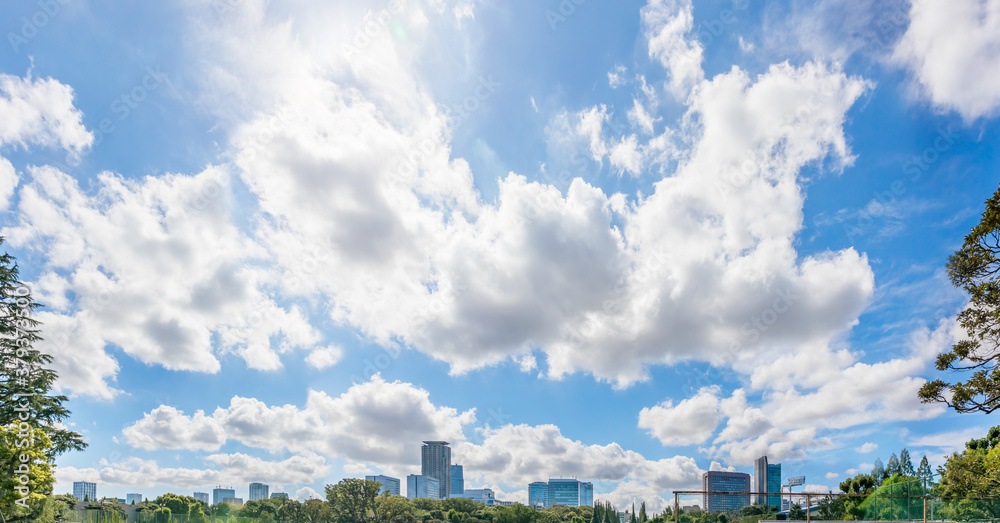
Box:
[326, 478, 383, 523]
[630, 503, 637, 523]
[0, 238, 86, 517]
[0, 425, 55, 519]
[871, 458, 885, 484]
[788, 504, 806, 521]
[920, 185, 1000, 413]
[886, 453, 901, 478]
[899, 449, 915, 477]
[638, 502, 647, 523]
[918, 455, 933, 478]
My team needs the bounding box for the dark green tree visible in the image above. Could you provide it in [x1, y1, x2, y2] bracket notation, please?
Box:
[920, 185, 1000, 413]
[0, 238, 86, 518]
[638, 502, 647, 523]
[788, 504, 806, 521]
[899, 448, 915, 477]
[630, 503, 637, 523]
[918, 456, 933, 478]
[326, 478, 382, 523]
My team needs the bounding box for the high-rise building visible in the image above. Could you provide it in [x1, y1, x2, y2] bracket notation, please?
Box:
[249, 483, 270, 501]
[271, 492, 289, 499]
[451, 465, 465, 496]
[407, 474, 440, 500]
[73, 481, 97, 502]
[753, 457, 781, 508]
[421, 441, 452, 499]
[222, 497, 244, 506]
[126, 493, 143, 505]
[367, 475, 401, 496]
[580, 482, 593, 507]
[528, 482, 548, 508]
[213, 487, 236, 506]
[193, 492, 209, 504]
[702, 471, 751, 513]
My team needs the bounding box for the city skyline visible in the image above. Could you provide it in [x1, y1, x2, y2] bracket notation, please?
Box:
[2, 0, 998, 514]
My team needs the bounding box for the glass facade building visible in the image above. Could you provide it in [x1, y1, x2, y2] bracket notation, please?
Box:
[127, 493, 144, 505]
[213, 487, 236, 506]
[529, 482, 548, 508]
[451, 465, 464, 496]
[73, 481, 97, 501]
[249, 482, 270, 501]
[367, 475, 401, 496]
[702, 471, 751, 512]
[407, 474, 441, 500]
[753, 456, 781, 508]
[421, 441, 452, 500]
[530, 479, 593, 507]
[193, 492, 209, 504]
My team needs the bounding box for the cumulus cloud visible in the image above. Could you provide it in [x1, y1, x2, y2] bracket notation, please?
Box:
[892, 0, 1000, 120]
[122, 376, 476, 475]
[638, 387, 722, 446]
[2, 165, 322, 398]
[0, 72, 93, 152]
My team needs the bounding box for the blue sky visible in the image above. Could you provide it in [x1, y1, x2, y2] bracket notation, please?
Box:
[1, 0, 999, 510]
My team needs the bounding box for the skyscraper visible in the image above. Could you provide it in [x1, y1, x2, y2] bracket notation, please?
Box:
[407, 474, 441, 500]
[753, 456, 781, 508]
[249, 483, 270, 501]
[367, 475, 401, 496]
[213, 486, 236, 506]
[193, 492, 209, 504]
[421, 441, 451, 499]
[73, 481, 96, 502]
[127, 493, 144, 505]
[702, 471, 751, 512]
[451, 464, 465, 496]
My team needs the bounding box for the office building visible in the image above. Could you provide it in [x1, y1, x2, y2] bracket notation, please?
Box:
[528, 482, 548, 508]
[222, 497, 244, 506]
[702, 471, 751, 512]
[193, 492, 209, 504]
[213, 487, 236, 506]
[126, 493, 143, 505]
[249, 483, 269, 501]
[452, 488, 495, 506]
[366, 475, 401, 496]
[451, 465, 464, 496]
[421, 441, 452, 500]
[529, 479, 593, 507]
[271, 492, 289, 499]
[407, 474, 440, 500]
[753, 456, 781, 508]
[73, 481, 97, 502]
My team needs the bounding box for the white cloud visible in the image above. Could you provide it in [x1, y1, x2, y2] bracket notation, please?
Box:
[825, 472, 840, 479]
[641, 0, 704, 98]
[0, 157, 17, 211]
[305, 345, 344, 370]
[0, 72, 93, 152]
[295, 487, 324, 502]
[892, 0, 1000, 120]
[122, 376, 476, 476]
[2, 165, 322, 398]
[638, 387, 722, 446]
[856, 442, 878, 453]
[609, 65, 629, 89]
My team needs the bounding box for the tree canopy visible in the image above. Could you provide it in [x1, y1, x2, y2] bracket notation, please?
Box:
[920, 184, 1000, 413]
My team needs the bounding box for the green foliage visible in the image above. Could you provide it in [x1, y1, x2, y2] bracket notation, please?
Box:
[918, 455, 933, 478]
[787, 504, 805, 521]
[886, 453, 901, 478]
[921, 185, 1000, 413]
[0, 239, 86, 519]
[899, 448, 915, 477]
[871, 458, 886, 485]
